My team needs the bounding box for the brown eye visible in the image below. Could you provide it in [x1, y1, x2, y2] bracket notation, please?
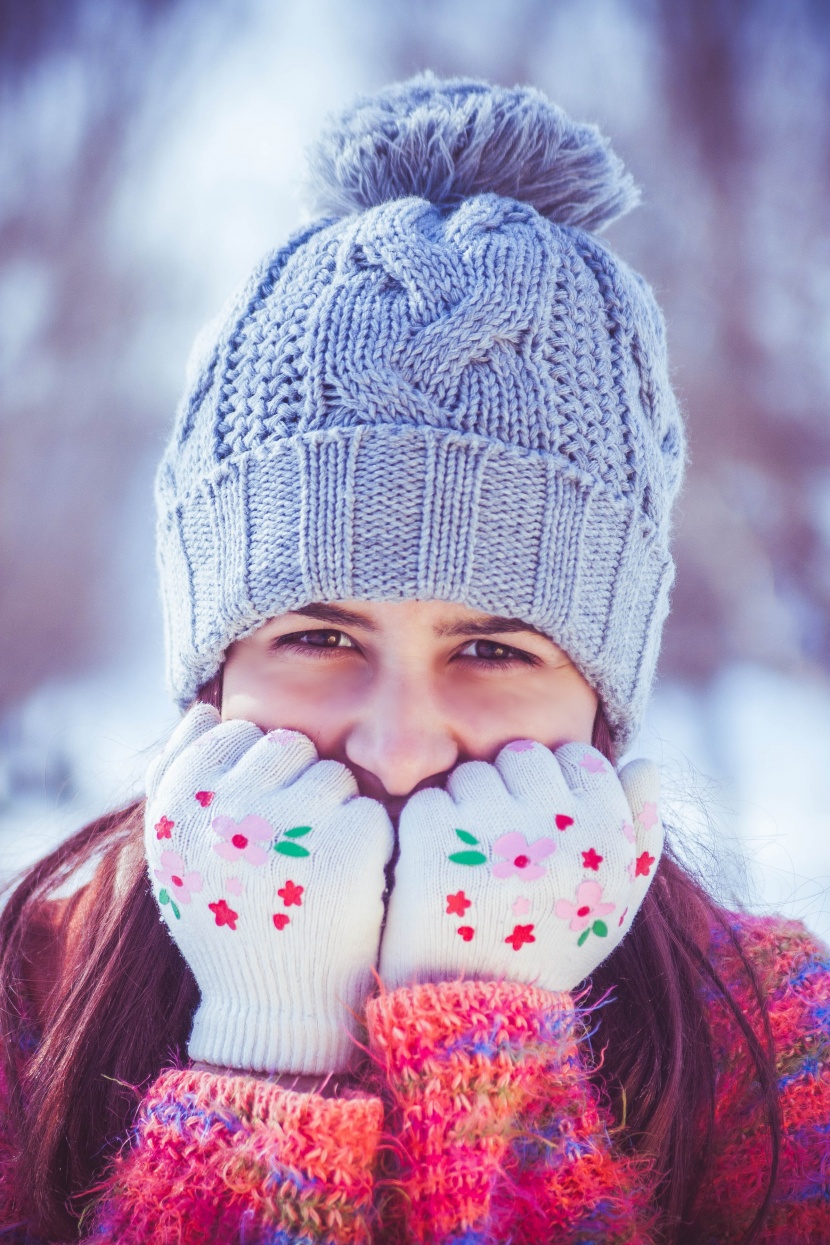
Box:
[458, 639, 537, 668]
[472, 640, 511, 659]
[270, 629, 356, 654]
[305, 630, 342, 647]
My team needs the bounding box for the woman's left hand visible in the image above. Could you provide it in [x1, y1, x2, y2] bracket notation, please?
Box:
[379, 741, 663, 993]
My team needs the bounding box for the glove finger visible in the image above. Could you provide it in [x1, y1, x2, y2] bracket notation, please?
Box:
[145, 704, 220, 798]
[618, 757, 661, 832]
[161, 718, 264, 802]
[398, 785, 458, 844]
[445, 759, 508, 806]
[219, 728, 320, 795]
[285, 757, 360, 808]
[619, 757, 664, 882]
[554, 741, 617, 793]
[492, 738, 573, 808]
[318, 795, 395, 868]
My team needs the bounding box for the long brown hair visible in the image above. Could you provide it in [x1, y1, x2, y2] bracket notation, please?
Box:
[0, 688, 780, 1242]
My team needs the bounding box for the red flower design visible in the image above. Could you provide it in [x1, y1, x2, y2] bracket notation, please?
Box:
[582, 847, 604, 871]
[273, 913, 290, 930]
[635, 851, 656, 877]
[194, 790, 215, 808]
[555, 813, 574, 830]
[505, 923, 536, 951]
[208, 899, 238, 930]
[457, 926, 474, 941]
[155, 815, 174, 840]
[278, 880, 304, 908]
[446, 890, 471, 916]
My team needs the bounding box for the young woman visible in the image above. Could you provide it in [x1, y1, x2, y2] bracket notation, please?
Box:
[1, 76, 827, 1245]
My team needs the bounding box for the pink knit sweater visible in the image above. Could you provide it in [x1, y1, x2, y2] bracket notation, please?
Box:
[1, 912, 828, 1243]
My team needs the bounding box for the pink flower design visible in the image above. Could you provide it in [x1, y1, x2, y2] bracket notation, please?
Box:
[492, 832, 556, 880]
[212, 814, 272, 866]
[554, 880, 614, 933]
[639, 801, 659, 830]
[505, 739, 536, 752]
[621, 820, 636, 843]
[580, 752, 607, 774]
[226, 877, 244, 896]
[154, 851, 202, 904]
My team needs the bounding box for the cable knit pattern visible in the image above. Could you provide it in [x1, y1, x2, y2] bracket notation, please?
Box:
[1, 914, 827, 1242]
[155, 77, 685, 754]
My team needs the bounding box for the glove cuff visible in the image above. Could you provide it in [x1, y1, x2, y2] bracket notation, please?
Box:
[188, 990, 367, 1075]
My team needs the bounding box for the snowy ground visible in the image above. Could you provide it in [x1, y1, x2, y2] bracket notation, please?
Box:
[2, 660, 828, 944]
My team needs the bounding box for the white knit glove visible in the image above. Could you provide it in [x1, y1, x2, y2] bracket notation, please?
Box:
[380, 739, 662, 992]
[144, 705, 394, 1074]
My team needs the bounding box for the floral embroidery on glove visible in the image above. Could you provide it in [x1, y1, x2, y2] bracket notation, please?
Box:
[155, 815, 174, 840]
[144, 705, 394, 1073]
[380, 740, 664, 993]
[154, 850, 203, 918]
[447, 828, 487, 866]
[555, 880, 615, 944]
[492, 832, 556, 879]
[208, 898, 239, 930]
[213, 814, 272, 865]
[278, 879, 304, 907]
[274, 825, 312, 858]
[505, 923, 536, 950]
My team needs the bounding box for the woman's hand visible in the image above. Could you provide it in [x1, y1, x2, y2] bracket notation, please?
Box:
[379, 740, 662, 992]
[144, 704, 394, 1075]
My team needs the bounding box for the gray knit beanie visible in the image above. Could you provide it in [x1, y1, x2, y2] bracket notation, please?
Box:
[156, 74, 685, 755]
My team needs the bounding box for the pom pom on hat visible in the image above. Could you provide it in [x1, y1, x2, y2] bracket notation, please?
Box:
[158, 75, 683, 755]
[307, 71, 640, 233]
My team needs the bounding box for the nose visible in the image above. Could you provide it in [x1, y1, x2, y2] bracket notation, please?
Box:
[343, 670, 459, 800]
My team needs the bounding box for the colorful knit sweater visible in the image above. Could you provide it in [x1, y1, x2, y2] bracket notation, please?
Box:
[0, 913, 827, 1243]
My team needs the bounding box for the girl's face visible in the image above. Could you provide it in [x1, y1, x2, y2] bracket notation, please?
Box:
[222, 599, 598, 820]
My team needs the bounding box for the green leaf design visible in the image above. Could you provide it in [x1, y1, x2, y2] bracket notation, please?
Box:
[454, 828, 480, 845]
[577, 928, 590, 947]
[592, 920, 608, 938]
[284, 825, 311, 839]
[275, 841, 311, 858]
[448, 850, 488, 866]
[158, 888, 181, 919]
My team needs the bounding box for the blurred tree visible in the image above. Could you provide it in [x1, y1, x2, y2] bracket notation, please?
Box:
[0, 0, 236, 711]
[647, 0, 830, 679]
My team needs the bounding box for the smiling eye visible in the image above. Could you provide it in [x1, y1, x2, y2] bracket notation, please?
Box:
[274, 629, 356, 652]
[459, 639, 536, 667]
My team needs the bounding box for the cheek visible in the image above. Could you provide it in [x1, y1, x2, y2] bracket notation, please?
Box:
[220, 655, 342, 735]
[447, 671, 598, 752]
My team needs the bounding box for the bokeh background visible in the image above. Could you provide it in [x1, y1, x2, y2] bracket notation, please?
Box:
[1, 0, 829, 938]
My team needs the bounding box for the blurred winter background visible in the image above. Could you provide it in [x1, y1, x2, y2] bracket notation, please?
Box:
[1, 0, 829, 938]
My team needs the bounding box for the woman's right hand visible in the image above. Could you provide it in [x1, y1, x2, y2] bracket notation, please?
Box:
[144, 704, 394, 1076]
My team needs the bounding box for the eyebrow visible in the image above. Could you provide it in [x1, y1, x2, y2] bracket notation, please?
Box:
[287, 602, 552, 642]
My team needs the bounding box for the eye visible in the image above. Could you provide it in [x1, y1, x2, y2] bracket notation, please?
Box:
[458, 639, 538, 669]
[271, 629, 357, 654]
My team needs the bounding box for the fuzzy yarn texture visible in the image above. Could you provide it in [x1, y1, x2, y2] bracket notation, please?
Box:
[89, 1070, 382, 1244]
[0, 913, 829, 1241]
[156, 73, 685, 754]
